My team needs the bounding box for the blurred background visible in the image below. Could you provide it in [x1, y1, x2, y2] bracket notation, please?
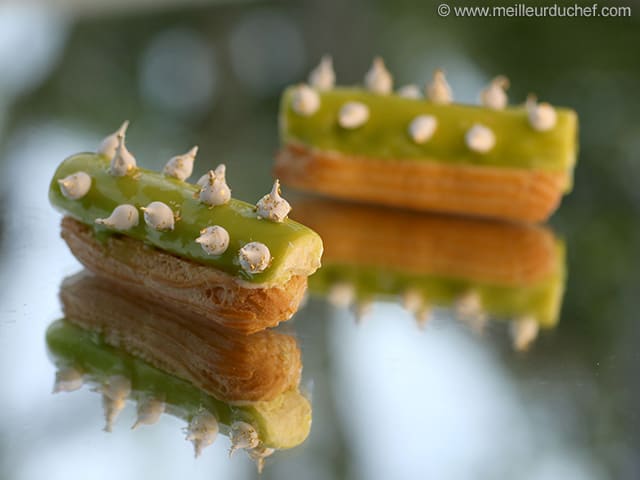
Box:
[0, 1, 639, 479]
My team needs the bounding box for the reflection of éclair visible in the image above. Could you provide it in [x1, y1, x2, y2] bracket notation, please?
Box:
[50, 123, 323, 334]
[59, 271, 303, 403]
[277, 57, 578, 223]
[46, 318, 312, 456]
[291, 198, 565, 329]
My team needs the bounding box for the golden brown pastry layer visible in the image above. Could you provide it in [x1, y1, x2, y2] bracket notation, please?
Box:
[61, 217, 307, 334]
[60, 271, 302, 403]
[276, 144, 568, 223]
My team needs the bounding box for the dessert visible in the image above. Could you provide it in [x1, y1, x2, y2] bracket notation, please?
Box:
[47, 273, 311, 469]
[276, 57, 579, 223]
[292, 198, 566, 350]
[50, 123, 323, 334]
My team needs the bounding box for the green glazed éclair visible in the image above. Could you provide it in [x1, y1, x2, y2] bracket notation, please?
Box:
[47, 320, 311, 454]
[49, 132, 322, 286]
[281, 87, 578, 187]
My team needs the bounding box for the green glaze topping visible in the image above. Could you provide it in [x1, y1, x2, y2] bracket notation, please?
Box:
[46, 320, 312, 449]
[280, 86, 578, 177]
[309, 242, 566, 328]
[49, 153, 323, 285]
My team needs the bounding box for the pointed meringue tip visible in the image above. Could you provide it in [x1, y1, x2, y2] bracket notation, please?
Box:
[494, 75, 509, 88]
[195, 236, 204, 244]
[189, 145, 199, 157]
[118, 120, 130, 135]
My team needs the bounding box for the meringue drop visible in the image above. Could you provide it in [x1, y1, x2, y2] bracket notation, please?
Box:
[364, 56, 393, 94]
[199, 167, 231, 206]
[58, 171, 91, 200]
[95, 204, 139, 231]
[426, 69, 453, 104]
[256, 179, 291, 223]
[308, 55, 335, 91]
[238, 242, 271, 274]
[141, 201, 175, 231]
[97, 120, 129, 158]
[195, 225, 229, 255]
[163, 146, 198, 181]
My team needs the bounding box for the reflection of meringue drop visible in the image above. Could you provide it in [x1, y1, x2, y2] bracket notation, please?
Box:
[338, 101, 369, 129]
[397, 84, 422, 99]
[456, 290, 483, 317]
[103, 396, 126, 433]
[101, 375, 131, 401]
[480, 75, 509, 110]
[199, 168, 231, 206]
[163, 146, 198, 181]
[142, 201, 175, 231]
[58, 171, 91, 200]
[510, 316, 539, 351]
[256, 179, 291, 223]
[185, 410, 219, 458]
[97, 120, 129, 158]
[408, 115, 438, 144]
[248, 446, 275, 474]
[109, 132, 137, 176]
[95, 204, 139, 231]
[52, 366, 83, 393]
[354, 300, 372, 325]
[527, 94, 557, 131]
[426, 69, 453, 104]
[291, 84, 320, 116]
[456, 290, 488, 335]
[99, 375, 131, 432]
[327, 282, 355, 308]
[132, 397, 165, 429]
[308, 55, 335, 91]
[239, 242, 271, 274]
[196, 225, 229, 255]
[364, 57, 393, 94]
[403, 288, 424, 315]
[415, 307, 432, 330]
[229, 421, 259, 457]
[465, 124, 496, 153]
